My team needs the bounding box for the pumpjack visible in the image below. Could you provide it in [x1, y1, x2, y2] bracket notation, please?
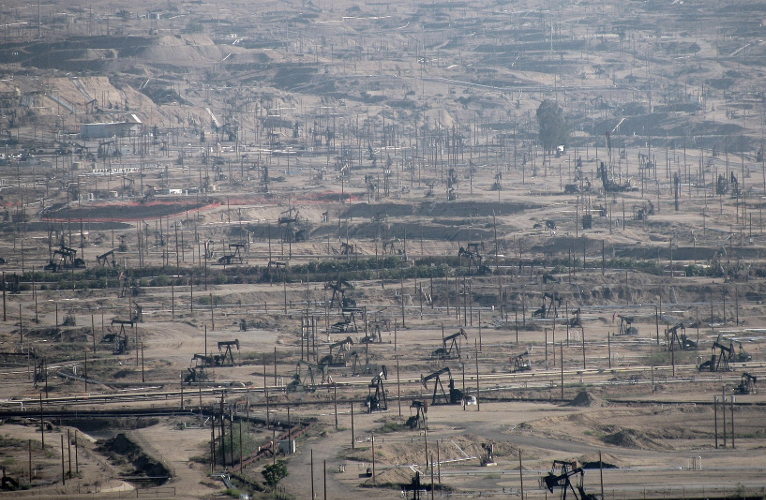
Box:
[45, 243, 86, 271]
[406, 400, 428, 429]
[480, 442, 496, 466]
[543, 460, 598, 500]
[510, 351, 532, 373]
[403, 471, 424, 500]
[533, 292, 562, 319]
[191, 352, 224, 368]
[183, 366, 209, 384]
[665, 323, 696, 350]
[217, 339, 240, 366]
[326, 278, 355, 311]
[568, 308, 582, 328]
[420, 367, 463, 406]
[360, 316, 387, 343]
[616, 315, 637, 336]
[458, 243, 483, 271]
[266, 260, 287, 279]
[102, 331, 129, 355]
[432, 328, 468, 360]
[96, 249, 118, 267]
[597, 161, 635, 193]
[735, 372, 757, 394]
[698, 335, 738, 372]
[217, 242, 246, 265]
[320, 336, 354, 366]
[288, 360, 331, 392]
[105, 319, 134, 354]
[366, 366, 388, 412]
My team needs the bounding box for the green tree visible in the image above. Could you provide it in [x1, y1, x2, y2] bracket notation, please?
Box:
[262, 460, 288, 488]
[535, 100, 569, 153]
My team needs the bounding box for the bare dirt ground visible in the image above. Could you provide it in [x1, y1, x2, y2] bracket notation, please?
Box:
[1, 0, 766, 498]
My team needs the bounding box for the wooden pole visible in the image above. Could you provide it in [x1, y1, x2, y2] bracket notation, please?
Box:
[27, 439, 32, 485]
[310, 449, 315, 500]
[599, 450, 605, 499]
[39, 393, 44, 449]
[60, 435, 65, 485]
[714, 396, 718, 449]
[730, 395, 735, 449]
[474, 339, 480, 410]
[396, 355, 402, 417]
[560, 343, 564, 400]
[67, 429, 72, 478]
[430, 452, 435, 500]
[371, 433, 376, 483]
[518, 449, 524, 500]
[350, 402, 355, 449]
[333, 384, 338, 430]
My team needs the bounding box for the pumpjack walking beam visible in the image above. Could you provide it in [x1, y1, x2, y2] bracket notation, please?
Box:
[432, 328, 467, 359]
[217, 339, 240, 365]
[366, 366, 388, 412]
[420, 367, 463, 405]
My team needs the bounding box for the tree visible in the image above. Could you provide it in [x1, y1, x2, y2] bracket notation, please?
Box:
[536, 100, 569, 153]
[262, 460, 289, 488]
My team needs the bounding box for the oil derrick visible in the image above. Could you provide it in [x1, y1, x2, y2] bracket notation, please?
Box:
[543, 460, 598, 500]
[673, 172, 681, 211]
[365, 366, 388, 412]
[431, 328, 468, 360]
[735, 372, 757, 394]
[406, 400, 428, 429]
[616, 315, 638, 336]
[217, 339, 240, 365]
[510, 351, 531, 373]
[319, 336, 354, 367]
[420, 367, 463, 405]
[665, 322, 696, 350]
[447, 167, 458, 200]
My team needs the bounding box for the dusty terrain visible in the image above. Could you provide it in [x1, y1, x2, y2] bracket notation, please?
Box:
[1, 0, 766, 499]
